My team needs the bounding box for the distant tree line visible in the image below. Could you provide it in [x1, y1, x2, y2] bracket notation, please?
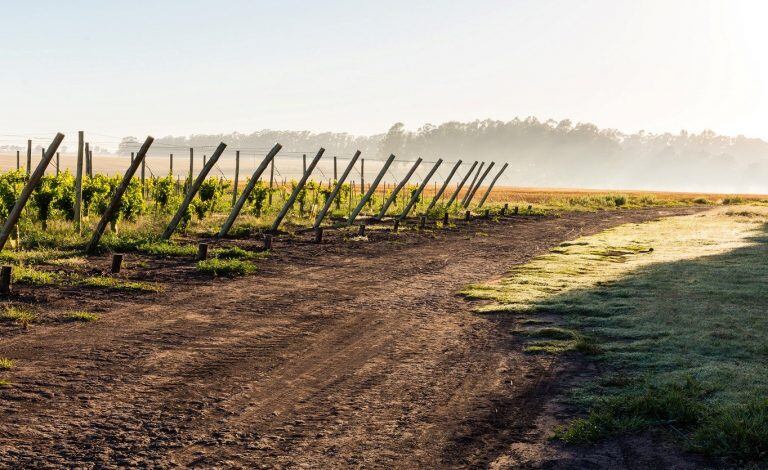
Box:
[114, 117, 768, 193]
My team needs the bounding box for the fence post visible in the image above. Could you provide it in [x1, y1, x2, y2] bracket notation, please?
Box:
[302, 154, 307, 174]
[268, 158, 275, 205]
[445, 161, 478, 207]
[460, 162, 485, 207]
[232, 150, 240, 206]
[217, 143, 282, 239]
[477, 163, 508, 208]
[360, 158, 365, 194]
[270, 148, 324, 233]
[0, 133, 65, 252]
[84, 142, 90, 178]
[188, 147, 194, 181]
[56, 152, 60, 176]
[426, 160, 462, 214]
[314, 227, 323, 243]
[376, 158, 422, 220]
[169, 153, 174, 176]
[85, 137, 153, 254]
[399, 159, 443, 220]
[15, 151, 19, 171]
[0, 265, 11, 294]
[196, 243, 208, 261]
[314, 151, 360, 228]
[348, 154, 396, 225]
[162, 143, 227, 240]
[74, 131, 85, 233]
[463, 161, 495, 208]
[25, 140, 31, 177]
[333, 156, 337, 181]
[111, 254, 123, 274]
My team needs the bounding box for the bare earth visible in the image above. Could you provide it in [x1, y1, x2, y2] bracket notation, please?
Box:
[0, 208, 712, 468]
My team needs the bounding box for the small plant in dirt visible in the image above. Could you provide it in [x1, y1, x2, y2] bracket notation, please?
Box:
[78, 276, 161, 292]
[197, 258, 255, 276]
[0, 357, 14, 370]
[1, 306, 37, 327]
[64, 311, 99, 322]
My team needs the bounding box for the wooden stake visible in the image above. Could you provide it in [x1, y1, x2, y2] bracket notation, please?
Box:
[86, 137, 153, 254]
[163, 143, 226, 240]
[15, 150, 19, 170]
[348, 154, 396, 225]
[74, 132, 85, 232]
[0, 134, 65, 251]
[111, 254, 123, 274]
[56, 152, 60, 176]
[263, 233, 273, 250]
[25, 140, 31, 177]
[0, 266, 11, 294]
[170, 153, 174, 175]
[358, 224, 365, 236]
[314, 227, 323, 243]
[196, 243, 208, 261]
[360, 158, 365, 194]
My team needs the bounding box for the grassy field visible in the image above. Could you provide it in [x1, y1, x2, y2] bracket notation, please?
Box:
[463, 206, 768, 464]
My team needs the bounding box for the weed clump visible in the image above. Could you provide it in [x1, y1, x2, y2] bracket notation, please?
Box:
[64, 311, 99, 322]
[0, 357, 14, 370]
[196, 258, 255, 276]
[1, 306, 37, 327]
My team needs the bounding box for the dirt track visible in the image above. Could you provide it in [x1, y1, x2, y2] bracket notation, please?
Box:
[0, 208, 705, 468]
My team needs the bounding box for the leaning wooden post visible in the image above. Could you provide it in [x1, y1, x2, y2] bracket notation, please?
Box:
[425, 159, 462, 213]
[74, 131, 85, 232]
[477, 163, 508, 208]
[161, 143, 226, 240]
[270, 148, 324, 233]
[376, 158, 422, 220]
[0, 133, 65, 252]
[463, 161, 495, 208]
[445, 161, 478, 207]
[232, 150, 240, 206]
[85, 137, 153, 254]
[347, 154, 396, 225]
[217, 143, 282, 239]
[461, 161, 485, 207]
[314, 151, 360, 228]
[399, 159, 443, 220]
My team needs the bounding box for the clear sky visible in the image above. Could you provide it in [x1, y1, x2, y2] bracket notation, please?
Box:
[1, 0, 766, 145]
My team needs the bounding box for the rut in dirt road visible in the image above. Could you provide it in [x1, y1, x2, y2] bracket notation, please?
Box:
[0, 208, 700, 468]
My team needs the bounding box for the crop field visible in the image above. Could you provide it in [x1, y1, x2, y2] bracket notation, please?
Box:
[0, 136, 766, 468]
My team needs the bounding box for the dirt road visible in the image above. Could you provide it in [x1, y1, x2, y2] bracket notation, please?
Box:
[0, 208, 702, 468]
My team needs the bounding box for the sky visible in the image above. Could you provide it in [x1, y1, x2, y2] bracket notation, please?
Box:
[1, 0, 767, 148]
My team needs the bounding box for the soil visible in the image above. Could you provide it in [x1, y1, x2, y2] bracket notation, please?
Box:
[0, 207, 714, 468]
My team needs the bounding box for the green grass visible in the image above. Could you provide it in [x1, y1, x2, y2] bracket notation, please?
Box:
[11, 265, 61, 286]
[464, 206, 768, 463]
[63, 311, 99, 322]
[138, 240, 197, 257]
[196, 258, 256, 276]
[78, 276, 162, 292]
[1, 306, 37, 327]
[0, 357, 14, 370]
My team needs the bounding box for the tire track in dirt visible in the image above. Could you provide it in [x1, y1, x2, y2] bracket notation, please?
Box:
[0, 208, 701, 467]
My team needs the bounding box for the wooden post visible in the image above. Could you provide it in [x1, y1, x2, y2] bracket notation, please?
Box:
[463, 162, 495, 208]
[376, 158, 422, 220]
[393, 219, 399, 232]
[484, 209, 490, 219]
[360, 158, 365, 194]
[189, 147, 194, 181]
[465, 210, 471, 221]
[314, 151, 360, 228]
[196, 243, 208, 261]
[85, 137, 153, 254]
[161, 143, 226, 240]
[501, 203, 508, 216]
[218, 144, 282, 239]
[477, 163, 509, 208]
[74, 132, 85, 232]
[0, 133, 65, 252]
[443, 212, 449, 225]
[25, 140, 32, 177]
[514, 206, 519, 215]
[55, 152, 60, 176]
[84, 142, 90, 178]
[302, 154, 307, 174]
[111, 254, 123, 274]
[358, 224, 365, 236]
[314, 227, 323, 243]
[0, 265, 11, 294]
[419, 215, 427, 229]
[461, 162, 485, 207]
[131, 151, 135, 164]
[445, 161, 478, 207]
[169, 153, 174, 176]
[232, 150, 240, 206]
[263, 233, 273, 250]
[348, 154, 396, 225]
[270, 148, 324, 233]
[203, 154, 207, 166]
[333, 156, 338, 181]
[399, 159, 443, 220]
[426, 160, 462, 213]
[268, 158, 275, 205]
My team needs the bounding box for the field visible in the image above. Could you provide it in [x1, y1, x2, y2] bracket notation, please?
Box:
[0, 156, 766, 467]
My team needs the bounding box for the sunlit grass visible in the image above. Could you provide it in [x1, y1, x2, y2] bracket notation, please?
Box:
[63, 311, 99, 322]
[1, 306, 37, 327]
